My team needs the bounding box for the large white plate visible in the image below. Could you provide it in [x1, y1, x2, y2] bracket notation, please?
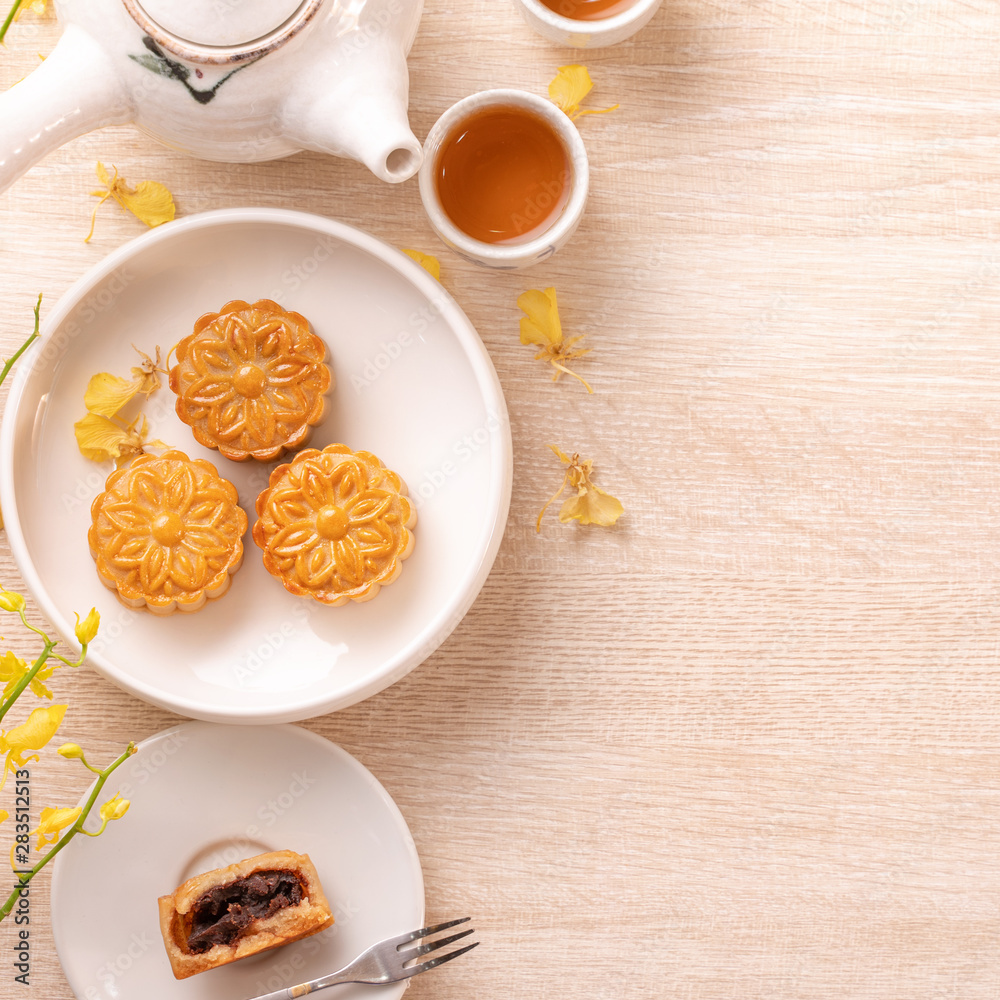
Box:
[51, 722, 424, 1000]
[0, 208, 512, 723]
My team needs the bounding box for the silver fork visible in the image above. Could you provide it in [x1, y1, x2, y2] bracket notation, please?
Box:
[245, 918, 478, 999]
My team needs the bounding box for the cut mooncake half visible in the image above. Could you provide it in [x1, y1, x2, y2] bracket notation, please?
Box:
[157, 850, 334, 980]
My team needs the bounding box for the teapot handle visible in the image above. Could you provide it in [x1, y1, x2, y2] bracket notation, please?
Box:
[0, 24, 131, 197]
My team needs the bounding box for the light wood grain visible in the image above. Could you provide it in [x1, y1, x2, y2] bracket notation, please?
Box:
[3, 1, 1000, 998]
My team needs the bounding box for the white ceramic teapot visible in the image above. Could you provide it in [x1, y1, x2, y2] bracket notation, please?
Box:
[0, 0, 425, 194]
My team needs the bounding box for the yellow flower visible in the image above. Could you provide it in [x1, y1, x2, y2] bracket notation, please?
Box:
[83, 347, 162, 417]
[31, 806, 81, 850]
[57, 743, 84, 760]
[0, 810, 7, 826]
[99, 793, 129, 824]
[86, 162, 175, 243]
[73, 608, 100, 646]
[74, 411, 166, 466]
[401, 249, 441, 281]
[0, 590, 25, 613]
[0, 649, 55, 700]
[518, 287, 592, 393]
[0, 704, 67, 789]
[537, 446, 624, 532]
[549, 65, 618, 122]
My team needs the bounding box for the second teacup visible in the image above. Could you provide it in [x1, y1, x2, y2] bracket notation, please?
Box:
[418, 89, 589, 270]
[512, 0, 663, 48]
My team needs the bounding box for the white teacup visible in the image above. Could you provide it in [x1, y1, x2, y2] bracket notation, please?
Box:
[512, 0, 663, 48]
[418, 89, 589, 270]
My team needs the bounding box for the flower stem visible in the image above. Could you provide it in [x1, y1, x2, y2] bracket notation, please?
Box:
[0, 0, 24, 45]
[0, 742, 136, 922]
[0, 294, 42, 388]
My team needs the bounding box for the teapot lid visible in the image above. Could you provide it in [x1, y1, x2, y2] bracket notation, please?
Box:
[123, 0, 323, 62]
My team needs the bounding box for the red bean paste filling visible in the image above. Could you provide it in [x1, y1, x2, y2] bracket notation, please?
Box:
[187, 869, 305, 954]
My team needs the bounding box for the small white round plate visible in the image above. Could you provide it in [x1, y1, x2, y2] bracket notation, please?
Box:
[0, 208, 512, 723]
[51, 722, 424, 1000]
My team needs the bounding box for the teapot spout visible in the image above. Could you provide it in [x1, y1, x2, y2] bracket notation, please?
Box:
[281, 36, 422, 184]
[0, 25, 131, 196]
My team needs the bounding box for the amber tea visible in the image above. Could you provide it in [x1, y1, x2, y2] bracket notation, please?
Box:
[434, 105, 570, 245]
[538, 0, 638, 19]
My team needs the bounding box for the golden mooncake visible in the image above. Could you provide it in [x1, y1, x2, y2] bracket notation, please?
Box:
[89, 450, 247, 616]
[157, 850, 334, 980]
[168, 299, 332, 462]
[253, 444, 416, 606]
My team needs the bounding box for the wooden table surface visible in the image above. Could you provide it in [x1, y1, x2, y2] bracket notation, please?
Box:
[3, 1, 1000, 997]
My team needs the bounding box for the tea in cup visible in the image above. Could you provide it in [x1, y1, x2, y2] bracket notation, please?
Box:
[512, 0, 662, 47]
[418, 90, 589, 270]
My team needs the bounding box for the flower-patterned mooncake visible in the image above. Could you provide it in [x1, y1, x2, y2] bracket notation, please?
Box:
[252, 445, 416, 606]
[168, 299, 332, 462]
[89, 450, 248, 615]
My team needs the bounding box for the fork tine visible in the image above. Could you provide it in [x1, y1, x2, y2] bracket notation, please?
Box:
[406, 941, 479, 978]
[399, 927, 475, 961]
[391, 916, 471, 947]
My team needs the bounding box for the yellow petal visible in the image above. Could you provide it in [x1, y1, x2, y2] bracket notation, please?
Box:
[15, 0, 47, 20]
[116, 180, 176, 229]
[27, 663, 54, 700]
[0, 705, 67, 789]
[99, 793, 129, 823]
[518, 287, 562, 347]
[74, 412, 132, 462]
[549, 64, 594, 118]
[0, 590, 25, 612]
[0, 650, 29, 700]
[83, 372, 142, 417]
[548, 64, 618, 121]
[33, 805, 81, 849]
[558, 484, 624, 527]
[0, 810, 7, 826]
[74, 608, 100, 646]
[89, 165, 176, 240]
[548, 444, 573, 466]
[128, 361, 161, 398]
[402, 249, 441, 281]
[0, 705, 67, 753]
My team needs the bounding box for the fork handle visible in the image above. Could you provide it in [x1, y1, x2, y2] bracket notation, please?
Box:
[244, 967, 366, 1000]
